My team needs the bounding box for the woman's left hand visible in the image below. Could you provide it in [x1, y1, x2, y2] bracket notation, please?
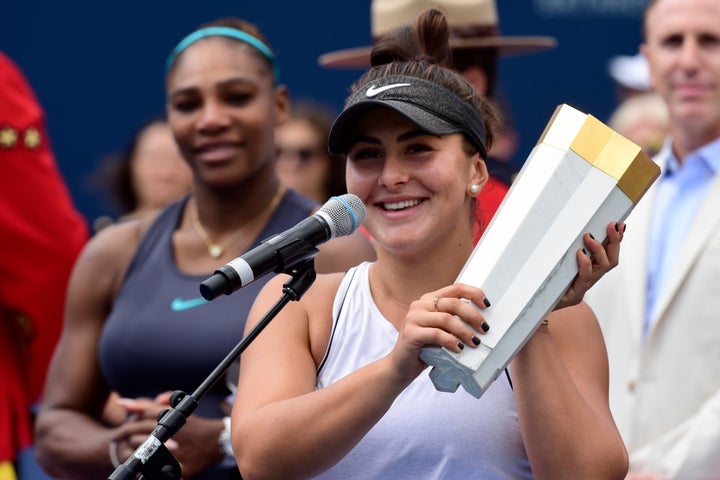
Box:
[555, 221, 625, 310]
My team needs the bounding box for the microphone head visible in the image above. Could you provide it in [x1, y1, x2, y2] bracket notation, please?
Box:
[319, 194, 366, 238]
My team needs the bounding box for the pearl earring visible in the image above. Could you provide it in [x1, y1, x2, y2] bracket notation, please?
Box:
[470, 184, 481, 194]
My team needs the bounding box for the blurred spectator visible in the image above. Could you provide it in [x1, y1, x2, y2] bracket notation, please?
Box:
[586, 0, 720, 477]
[275, 101, 346, 203]
[92, 117, 192, 232]
[608, 52, 652, 102]
[608, 92, 669, 158]
[0, 52, 89, 480]
[607, 47, 668, 160]
[485, 98, 521, 186]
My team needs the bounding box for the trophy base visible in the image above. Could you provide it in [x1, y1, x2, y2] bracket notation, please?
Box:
[420, 345, 491, 398]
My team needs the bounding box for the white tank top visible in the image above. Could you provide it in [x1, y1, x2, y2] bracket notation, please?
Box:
[315, 262, 534, 479]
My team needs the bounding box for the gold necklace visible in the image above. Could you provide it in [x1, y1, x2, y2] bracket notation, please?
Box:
[189, 185, 287, 258]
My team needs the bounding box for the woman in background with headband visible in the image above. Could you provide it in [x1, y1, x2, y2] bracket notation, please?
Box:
[231, 9, 629, 479]
[35, 18, 375, 480]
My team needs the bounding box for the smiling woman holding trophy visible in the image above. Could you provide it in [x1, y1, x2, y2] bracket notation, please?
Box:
[230, 8, 641, 480]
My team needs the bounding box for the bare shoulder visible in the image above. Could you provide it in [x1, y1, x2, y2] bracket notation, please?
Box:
[315, 230, 376, 274]
[251, 271, 346, 366]
[300, 271, 346, 318]
[547, 301, 609, 381]
[548, 301, 599, 336]
[547, 301, 604, 347]
[550, 300, 595, 320]
[248, 271, 345, 328]
[73, 214, 158, 297]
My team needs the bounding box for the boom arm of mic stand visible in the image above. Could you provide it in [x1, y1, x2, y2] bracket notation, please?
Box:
[108, 259, 318, 480]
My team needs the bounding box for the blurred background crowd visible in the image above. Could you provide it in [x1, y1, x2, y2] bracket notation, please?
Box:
[2, 1, 672, 479]
[1, 1, 647, 226]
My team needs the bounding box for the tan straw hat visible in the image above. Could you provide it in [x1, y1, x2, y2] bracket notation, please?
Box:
[319, 0, 557, 68]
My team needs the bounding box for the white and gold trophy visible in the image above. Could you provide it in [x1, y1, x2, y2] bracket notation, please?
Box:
[419, 104, 660, 398]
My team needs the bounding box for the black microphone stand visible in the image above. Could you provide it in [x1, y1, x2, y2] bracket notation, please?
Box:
[108, 259, 318, 480]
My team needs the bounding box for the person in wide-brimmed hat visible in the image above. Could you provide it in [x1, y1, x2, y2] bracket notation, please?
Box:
[319, 0, 556, 98]
[320, 0, 557, 241]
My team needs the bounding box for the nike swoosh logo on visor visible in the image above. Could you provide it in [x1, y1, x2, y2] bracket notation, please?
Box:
[171, 297, 209, 312]
[366, 83, 411, 97]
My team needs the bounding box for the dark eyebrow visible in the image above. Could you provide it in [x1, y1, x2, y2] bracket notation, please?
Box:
[347, 128, 434, 150]
[217, 77, 258, 89]
[348, 134, 380, 147]
[397, 129, 434, 143]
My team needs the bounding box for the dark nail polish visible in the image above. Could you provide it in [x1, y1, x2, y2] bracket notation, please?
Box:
[623, 224, 627, 233]
[481, 321, 490, 332]
[582, 248, 588, 255]
[483, 297, 491, 308]
[472, 336, 481, 345]
[457, 342, 465, 350]
[588, 233, 595, 240]
[614, 222, 619, 232]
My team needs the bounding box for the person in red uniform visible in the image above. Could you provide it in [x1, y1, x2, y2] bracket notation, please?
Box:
[0, 52, 89, 480]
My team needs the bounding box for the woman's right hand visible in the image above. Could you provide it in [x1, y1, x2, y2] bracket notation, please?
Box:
[390, 283, 491, 383]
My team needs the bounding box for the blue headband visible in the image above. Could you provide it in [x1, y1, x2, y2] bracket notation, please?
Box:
[165, 26, 280, 80]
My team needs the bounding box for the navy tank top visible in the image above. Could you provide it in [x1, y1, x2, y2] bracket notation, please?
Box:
[99, 191, 314, 479]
